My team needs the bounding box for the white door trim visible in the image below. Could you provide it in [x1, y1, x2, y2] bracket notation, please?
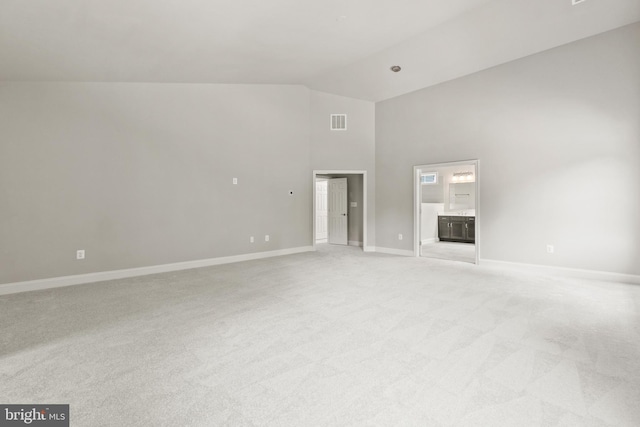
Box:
[413, 160, 480, 264]
[312, 170, 368, 251]
[315, 179, 328, 242]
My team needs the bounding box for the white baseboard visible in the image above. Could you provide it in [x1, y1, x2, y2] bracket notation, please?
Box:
[315, 238, 327, 244]
[421, 238, 437, 245]
[374, 247, 415, 257]
[480, 259, 640, 285]
[348, 240, 363, 247]
[0, 246, 314, 296]
[363, 245, 376, 253]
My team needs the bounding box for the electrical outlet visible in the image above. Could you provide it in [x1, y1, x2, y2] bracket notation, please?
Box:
[265, 235, 270, 242]
[546, 244, 554, 254]
[76, 250, 85, 260]
[250, 236, 254, 243]
[398, 234, 403, 241]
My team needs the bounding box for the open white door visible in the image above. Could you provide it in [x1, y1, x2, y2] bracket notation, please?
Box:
[328, 178, 348, 245]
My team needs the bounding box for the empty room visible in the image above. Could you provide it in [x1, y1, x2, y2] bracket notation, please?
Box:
[1, 0, 639, 426]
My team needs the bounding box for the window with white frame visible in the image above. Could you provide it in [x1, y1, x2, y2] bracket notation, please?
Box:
[420, 172, 437, 184]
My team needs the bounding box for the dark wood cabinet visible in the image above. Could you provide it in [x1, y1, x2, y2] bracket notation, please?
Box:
[438, 216, 475, 243]
[450, 220, 466, 240]
[438, 217, 451, 240]
[466, 217, 475, 241]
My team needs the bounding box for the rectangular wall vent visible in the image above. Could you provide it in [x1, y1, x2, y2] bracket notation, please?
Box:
[330, 114, 347, 131]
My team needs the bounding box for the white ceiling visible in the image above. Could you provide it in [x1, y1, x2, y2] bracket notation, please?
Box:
[1, 0, 638, 101]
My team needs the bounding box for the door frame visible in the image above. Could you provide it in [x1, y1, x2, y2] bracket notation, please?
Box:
[312, 170, 368, 251]
[315, 178, 329, 242]
[413, 160, 480, 264]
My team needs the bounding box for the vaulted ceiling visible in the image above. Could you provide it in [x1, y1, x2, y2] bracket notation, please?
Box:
[1, 0, 638, 101]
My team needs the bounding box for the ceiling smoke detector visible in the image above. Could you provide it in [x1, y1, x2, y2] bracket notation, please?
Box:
[390, 65, 402, 73]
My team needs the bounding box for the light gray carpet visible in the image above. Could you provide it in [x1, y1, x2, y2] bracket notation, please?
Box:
[421, 241, 476, 264]
[1, 245, 639, 426]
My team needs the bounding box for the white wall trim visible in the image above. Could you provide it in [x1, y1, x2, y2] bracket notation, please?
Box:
[348, 240, 363, 247]
[363, 245, 376, 253]
[375, 247, 414, 257]
[0, 246, 314, 296]
[480, 258, 640, 285]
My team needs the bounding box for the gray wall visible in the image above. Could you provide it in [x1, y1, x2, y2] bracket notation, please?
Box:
[0, 83, 313, 284]
[310, 90, 376, 247]
[376, 23, 640, 275]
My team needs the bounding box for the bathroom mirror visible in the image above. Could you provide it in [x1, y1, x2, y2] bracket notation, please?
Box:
[449, 182, 475, 210]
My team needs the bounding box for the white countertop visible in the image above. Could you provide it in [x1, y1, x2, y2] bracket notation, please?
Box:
[438, 211, 475, 217]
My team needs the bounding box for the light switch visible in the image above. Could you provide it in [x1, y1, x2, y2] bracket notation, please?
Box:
[350, 202, 357, 208]
[232, 178, 238, 185]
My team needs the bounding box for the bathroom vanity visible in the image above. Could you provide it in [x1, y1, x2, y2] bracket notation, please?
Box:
[438, 215, 475, 243]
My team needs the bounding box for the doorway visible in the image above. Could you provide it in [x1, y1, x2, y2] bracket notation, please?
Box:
[413, 160, 479, 264]
[313, 170, 367, 250]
